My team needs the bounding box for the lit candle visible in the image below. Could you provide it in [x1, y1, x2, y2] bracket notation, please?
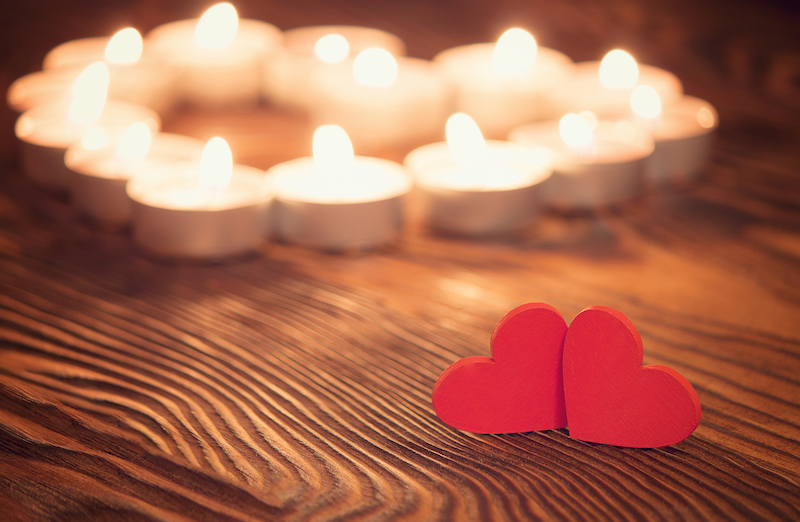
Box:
[404, 113, 552, 235]
[147, 2, 282, 108]
[433, 28, 574, 138]
[65, 123, 205, 226]
[308, 48, 452, 152]
[127, 137, 272, 258]
[14, 62, 160, 191]
[629, 86, 718, 186]
[13, 28, 179, 113]
[553, 49, 683, 119]
[509, 112, 654, 208]
[263, 25, 405, 111]
[267, 125, 412, 250]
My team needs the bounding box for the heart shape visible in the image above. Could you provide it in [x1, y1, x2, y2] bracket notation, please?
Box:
[563, 306, 701, 447]
[432, 303, 568, 434]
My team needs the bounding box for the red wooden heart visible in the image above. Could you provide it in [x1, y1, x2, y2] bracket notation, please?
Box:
[563, 306, 701, 448]
[432, 303, 568, 434]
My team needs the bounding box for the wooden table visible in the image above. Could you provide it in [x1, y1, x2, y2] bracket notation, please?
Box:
[1, 0, 799, 520]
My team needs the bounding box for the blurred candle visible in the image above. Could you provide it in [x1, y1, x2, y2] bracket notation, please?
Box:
[14, 62, 160, 191]
[65, 123, 205, 226]
[20, 27, 178, 113]
[405, 113, 552, 235]
[509, 113, 654, 208]
[553, 49, 682, 119]
[433, 28, 574, 138]
[629, 86, 718, 185]
[268, 125, 412, 250]
[309, 49, 452, 152]
[262, 25, 405, 111]
[147, 3, 282, 108]
[127, 137, 272, 258]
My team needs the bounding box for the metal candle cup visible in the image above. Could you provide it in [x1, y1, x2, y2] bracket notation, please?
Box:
[642, 96, 718, 186]
[404, 140, 553, 235]
[8, 64, 177, 116]
[14, 101, 160, 191]
[510, 120, 655, 209]
[263, 25, 405, 111]
[433, 43, 574, 139]
[309, 57, 453, 152]
[127, 163, 272, 259]
[268, 156, 412, 251]
[65, 132, 205, 226]
[147, 17, 282, 108]
[554, 61, 683, 119]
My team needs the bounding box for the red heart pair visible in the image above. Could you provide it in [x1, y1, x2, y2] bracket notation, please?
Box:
[431, 303, 701, 447]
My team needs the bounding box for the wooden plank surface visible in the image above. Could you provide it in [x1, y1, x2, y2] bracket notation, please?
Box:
[1, 0, 799, 520]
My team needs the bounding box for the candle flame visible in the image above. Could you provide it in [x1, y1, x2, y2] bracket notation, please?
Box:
[315, 34, 350, 64]
[630, 84, 662, 119]
[491, 28, 537, 76]
[104, 28, 143, 65]
[599, 49, 639, 89]
[199, 137, 233, 190]
[313, 125, 355, 179]
[81, 127, 108, 150]
[353, 48, 397, 87]
[116, 122, 152, 160]
[446, 113, 490, 167]
[559, 113, 595, 149]
[69, 62, 110, 126]
[194, 3, 239, 50]
[697, 106, 715, 129]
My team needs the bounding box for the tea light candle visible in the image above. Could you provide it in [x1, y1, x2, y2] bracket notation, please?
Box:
[553, 49, 683, 119]
[509, 113, 654, 208]
[14, 62, 161, 191]
[433, 28, 574, 139]
[147, 3, 282, 108]
[404, 113, 552, 235]
[44, 27, 144, 69]
[263, 25, 405, 111]
[65, 124, 205, 226]
[629, 86, 718, 186]
[127, 137, 272, 259]
[309, 49, 452, 152]
[30, 28, 178, 113]
[268, 125, 412, 250]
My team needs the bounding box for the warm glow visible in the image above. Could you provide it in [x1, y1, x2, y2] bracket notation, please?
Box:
[81, 127, 108, 150]
[194, 3, 239, 49]
[198, 137, 233, 190]
[697, 107, 715, 129]
[599, 49, 639, 89]
[313, 125, 355, 179]
[559, 113, 595, 149]
[315, 34, 350, 64]
[446, 113, 490, 167]
[68, 62, 110, 126]
[613, 120, 638, 141]
[104, 28, 143, 64]
[353, 48, 397, 87]
[579, 110, 599, 130]
[116, 122, 152, 160]
[630, 85, 662, 119]
[491, 28, 537, 76]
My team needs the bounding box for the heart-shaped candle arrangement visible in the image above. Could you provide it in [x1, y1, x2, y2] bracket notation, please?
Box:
[432, 303, 701, 448]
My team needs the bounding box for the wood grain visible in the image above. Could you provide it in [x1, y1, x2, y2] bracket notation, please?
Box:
[1, 0, 799, 520]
